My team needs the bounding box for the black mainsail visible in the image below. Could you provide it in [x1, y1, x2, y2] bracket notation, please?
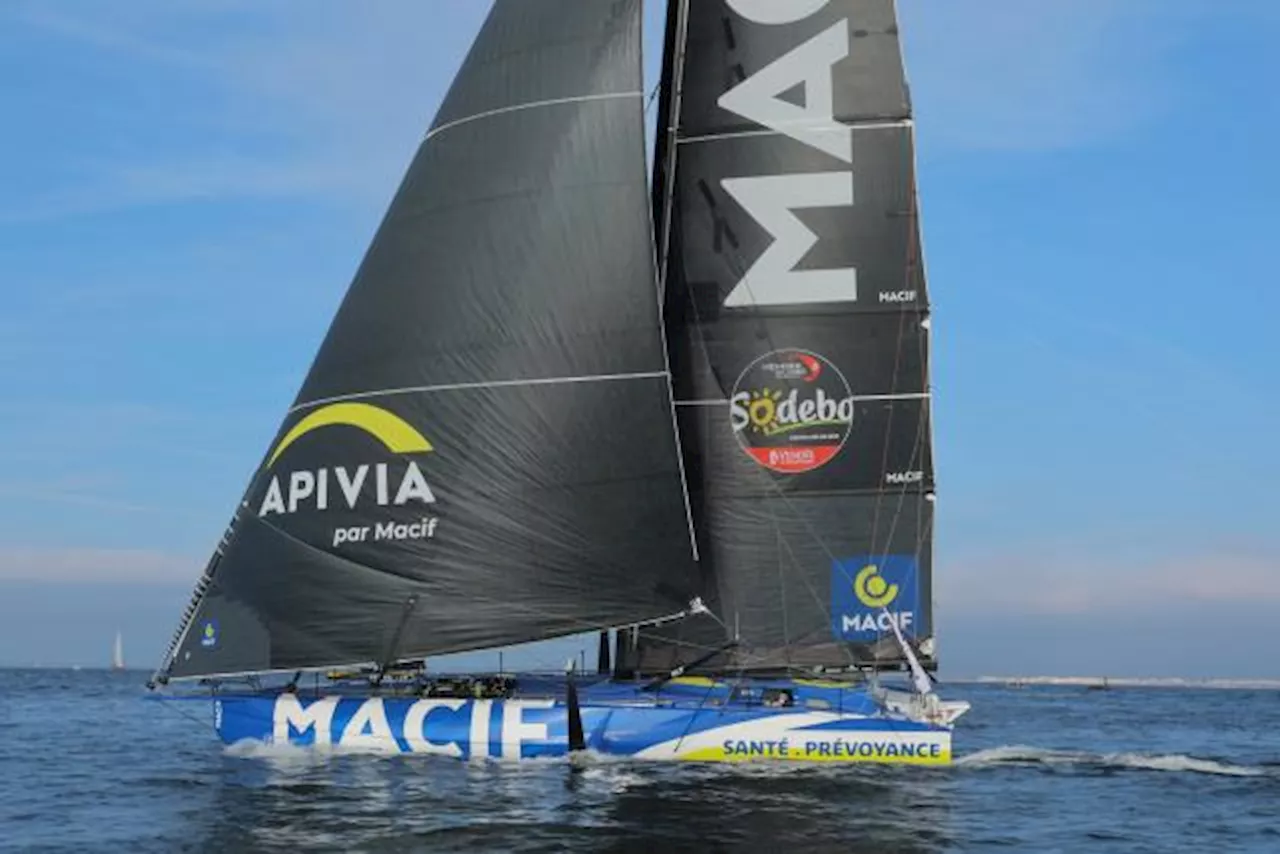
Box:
[157, 0, 699, 681]
[629, 0, 936, 674]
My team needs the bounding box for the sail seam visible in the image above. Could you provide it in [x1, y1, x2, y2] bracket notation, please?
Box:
[289, 371, 670, 414]
[678, 118, 911, 145]
[425, 91, 644, 141]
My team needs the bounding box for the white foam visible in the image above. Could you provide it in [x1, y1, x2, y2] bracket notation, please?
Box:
[1104, 752, 1265, 777]
[956, 744, 1266, 777]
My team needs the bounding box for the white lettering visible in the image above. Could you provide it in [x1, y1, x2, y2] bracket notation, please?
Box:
[843, 611, 916, 633]
[272, 695, 337, 746]
[335, 465, 368, 509]
[288, 471, 315, 513]
[718, 21, 852, 163]
[469, 699, 492, 760]
[886, 471, 924, 485]
[726, 0, 830, 25]
[731, 388, 854, 432]
[879, 290, 917, 304]
[374, 517, 439, 542]
[403, 699, 466, 757]
[340, 698, 394, 750]
[375, 463, 389, 505]
[259, 477, 286, 516]
[316, 468, 328, 510]
[501, 699, 556, 760]
[394, 461, 437, 505]
[721, 172, 856, 307]
[332, 526, 369, 548]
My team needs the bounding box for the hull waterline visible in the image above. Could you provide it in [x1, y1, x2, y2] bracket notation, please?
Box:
[210, 678, 966, 765]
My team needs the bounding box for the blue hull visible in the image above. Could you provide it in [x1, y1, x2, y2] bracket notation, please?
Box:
[212, 677, 960, 764]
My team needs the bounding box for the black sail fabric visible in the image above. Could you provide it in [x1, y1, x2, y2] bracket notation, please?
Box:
[631, 0, 936, 674]
[160, 0, 698, 680]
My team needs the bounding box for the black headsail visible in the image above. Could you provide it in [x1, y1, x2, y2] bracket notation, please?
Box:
[630, 0, 935, 675]
[157, 0, 699, 682]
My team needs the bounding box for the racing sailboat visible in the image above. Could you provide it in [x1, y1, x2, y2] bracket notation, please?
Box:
[150, 0, 968, 763]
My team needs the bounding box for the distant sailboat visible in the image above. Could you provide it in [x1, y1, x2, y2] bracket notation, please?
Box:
[112, 631, 125, 671]
[151, 0, 968, 764]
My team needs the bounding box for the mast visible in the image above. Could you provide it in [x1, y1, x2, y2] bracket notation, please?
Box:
[155, 0, 699, 683]
[112, 631, 125, 671]
[634, 0, 935, 675]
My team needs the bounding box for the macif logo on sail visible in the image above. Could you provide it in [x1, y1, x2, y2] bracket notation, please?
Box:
[255, 401, 441, 549]
[716, 0, 864, 309]
[831, 555, 921, 641]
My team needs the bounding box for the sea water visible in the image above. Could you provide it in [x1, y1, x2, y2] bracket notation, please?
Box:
[0, 669, 1277, 853]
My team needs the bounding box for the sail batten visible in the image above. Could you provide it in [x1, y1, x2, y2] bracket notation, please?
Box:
[425, 91, 644, 142]
[159, 0, 699, 682]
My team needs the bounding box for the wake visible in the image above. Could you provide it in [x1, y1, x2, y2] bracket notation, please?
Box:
[956, 745, 1268, 777]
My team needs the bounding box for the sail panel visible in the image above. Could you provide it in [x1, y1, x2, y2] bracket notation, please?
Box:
[640, 0, 936, 673]
[626, 490, 934, 675]
[668, 125, 927, 316]
[678, 0, 910, 137]
[432, 1, 642, 130]
[298, 97, 662, 402]
[164, 0, 697, 680]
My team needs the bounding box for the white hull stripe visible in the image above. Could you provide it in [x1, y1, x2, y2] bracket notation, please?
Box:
[290, 371, 670, 415]
[426, 91, 643, 142]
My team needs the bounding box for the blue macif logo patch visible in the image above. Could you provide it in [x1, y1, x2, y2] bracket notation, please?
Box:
[199, 619, 219, 649]
[831, 555, 923, 641]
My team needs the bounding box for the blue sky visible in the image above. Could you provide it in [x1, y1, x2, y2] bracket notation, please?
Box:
[1, 0, 1277, 676]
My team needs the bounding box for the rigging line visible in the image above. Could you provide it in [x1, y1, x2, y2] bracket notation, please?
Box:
[753, 462, 904, 664]
[868, 309, 914, 560]
[777, 527, 790, 655]
[423, 91, 643, 142]
[644, 80, 662, 115]
[671, 679, 725, 755]
[774, 509, 858, 669]
[868, 127, 930, 586]
[154, 694, 218, 734]
[735, 436, 858, 670]
[866, 406, 931, 652]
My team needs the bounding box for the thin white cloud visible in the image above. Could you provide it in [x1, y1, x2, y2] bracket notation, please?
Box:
[6, 0, 1238, 223]
[940, 546, 1280, 614]
[0, 547, 197, 584]
[3, 0, 487, 221]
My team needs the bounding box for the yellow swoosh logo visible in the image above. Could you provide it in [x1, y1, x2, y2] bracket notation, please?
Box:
[267, 402, 433, 467]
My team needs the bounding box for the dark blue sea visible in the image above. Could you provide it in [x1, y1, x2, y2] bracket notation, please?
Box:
[1, 669, 1277, 853]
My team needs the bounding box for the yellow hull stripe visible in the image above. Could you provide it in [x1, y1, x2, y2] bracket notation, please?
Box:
[675, 746, 951, 764]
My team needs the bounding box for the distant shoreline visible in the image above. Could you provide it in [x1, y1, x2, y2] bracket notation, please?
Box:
[2, 666, 1278, 690]
[961, 676, 1280, 690]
